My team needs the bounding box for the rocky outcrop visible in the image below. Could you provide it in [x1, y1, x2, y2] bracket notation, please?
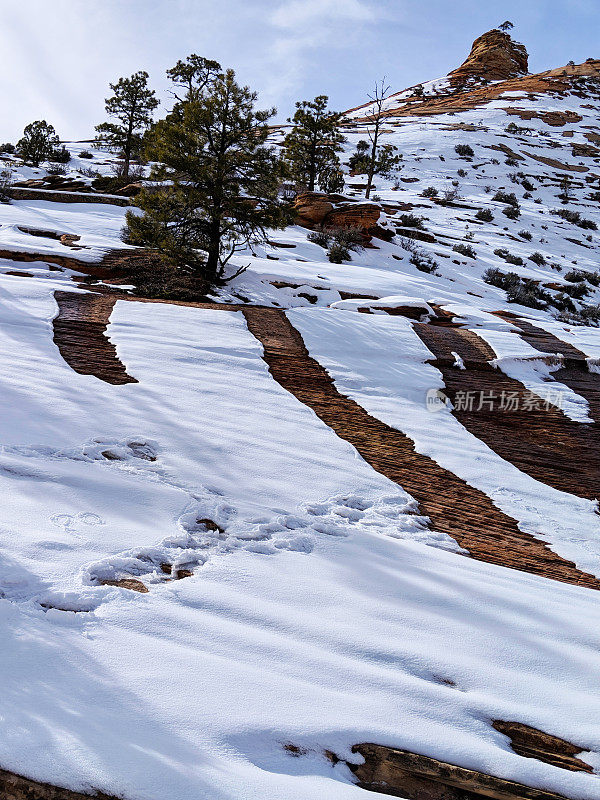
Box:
[293, 191, 381, 236]
[449, 29, 529, 84]
[351, 743, 573, 800]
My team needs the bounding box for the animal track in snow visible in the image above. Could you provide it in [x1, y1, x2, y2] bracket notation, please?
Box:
[83, 491, 449, 595]
[0, 434, 453, 605]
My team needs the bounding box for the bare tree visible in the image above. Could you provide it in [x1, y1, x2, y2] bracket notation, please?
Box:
[363, 79, 399, 200]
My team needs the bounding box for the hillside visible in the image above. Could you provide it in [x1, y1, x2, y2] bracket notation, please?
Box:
[0, 28, 600, 800]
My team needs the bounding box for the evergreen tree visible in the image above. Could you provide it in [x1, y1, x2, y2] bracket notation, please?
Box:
[166, 54, 222, 102]
[95, 71, 159, 180]
[348, 140, 370, 174]
[282, 96, 346, 192]
[498, 20, 514, 32]
[17, 120, 60, 167]
[125, 65, 287, 287]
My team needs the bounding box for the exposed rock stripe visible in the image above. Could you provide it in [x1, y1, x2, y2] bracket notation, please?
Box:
[242, 307, 599, 589]
[53, 291, 137, 385]
[0, 766, 117, 800]
[351, 743, 573, 800]
[495, 312, 600, 423]
[413, 322, 600, 502]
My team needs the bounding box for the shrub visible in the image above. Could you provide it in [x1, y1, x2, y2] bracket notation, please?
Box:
[328, 242, 350, 263]
[80, 166, 101, 179]
[51, 145, 71, 163]
[551, 208, 597, 230]
[475, 208, 494, 222]
[421, 186, 438, 198]
[518, 229, 532, 240]
[79, 150, 94, 159]
[565, 269, 600, 286]
[453, 243, 476, 259]
[409, 248, 438, 274]
[505, 157, 519, 167]
[503, 205, 521, 220]
[522, 178, 535, 192]
[440, 187, 461, 204]
[493, 190, 519, 206]
[494, 247, 524, 266]
[562, 281, 590, 299]
[505, 122, 532, 135]
[587, 272, 600, 287]
[565, 269, 587, 283]
[506, 281, 551, 309]
[483, 269, 551, 309]
[483, 268, 520, 290]
[0, 143, 15, 154]
[457, 168, 467, 177]
[529, 252, 546, 266]
[332, 228, 364, 251]
[46, 163, 67, 175]
[552, 293, 576, 313]
[0, 167, 12, 203]
[455, 144, 474, 158]
[582, 305, 600, 323]
[326, 227, 364, 263]
[398, 213, 424, 229]
[307, 230, 330, 248]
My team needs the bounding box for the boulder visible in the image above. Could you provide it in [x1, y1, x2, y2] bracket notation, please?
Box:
[293, 192, 334, 227]
[293, 192, 382, 238]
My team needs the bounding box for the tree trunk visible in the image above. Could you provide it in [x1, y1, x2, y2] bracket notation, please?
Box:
[123, 120, 134, 181]
[205, 212, 222, 283]
[365, 121, 380, 200]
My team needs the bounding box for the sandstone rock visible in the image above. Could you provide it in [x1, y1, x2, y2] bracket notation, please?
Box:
[60, 233, 82, 247]
[293, 192, 334, 226]
[326, 203, 380, 232]
[449, 29, 529, 84]
[114, 182, 143, 197]
[293, 192, 382, 238]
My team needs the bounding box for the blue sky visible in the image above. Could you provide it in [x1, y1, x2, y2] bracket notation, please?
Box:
[0, 0, 597, 141]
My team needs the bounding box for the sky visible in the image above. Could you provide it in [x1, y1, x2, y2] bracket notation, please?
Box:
[0, 0, 597, 142]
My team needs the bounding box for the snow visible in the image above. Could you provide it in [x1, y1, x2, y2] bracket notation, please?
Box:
[1, 80, 600, 800]
[3, 503, 600, 800]
[331, 295, 434, 317]
[0, 198, 131, 263]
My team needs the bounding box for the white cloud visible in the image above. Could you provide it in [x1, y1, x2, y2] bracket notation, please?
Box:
[270, 0, 376, 29]
[263, 0, 385, 105]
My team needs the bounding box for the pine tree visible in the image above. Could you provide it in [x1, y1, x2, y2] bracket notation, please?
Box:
[498, 20, 514, 32]
[17, 120, 60, 167]
[125, 65, 287, 287]
[95, 71, 159, 180]
[166, 54, 222, 102]
[282, 96, 346, 192]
